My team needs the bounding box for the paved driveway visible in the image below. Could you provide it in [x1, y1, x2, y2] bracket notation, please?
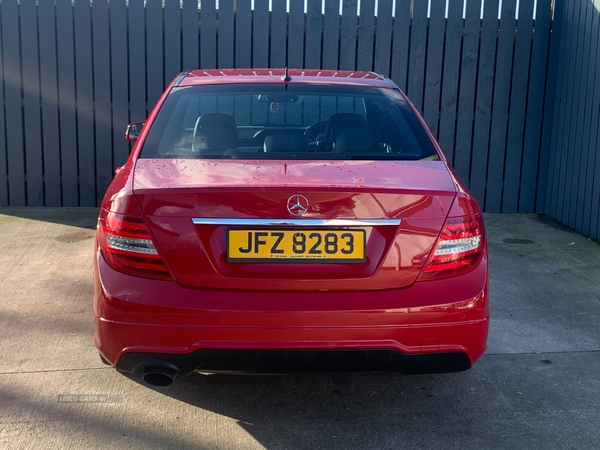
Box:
[1, 208, 599, 449]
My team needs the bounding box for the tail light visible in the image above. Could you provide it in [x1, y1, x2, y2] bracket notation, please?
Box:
[418, 198, 485, 281]
[98, 209, 172, 281]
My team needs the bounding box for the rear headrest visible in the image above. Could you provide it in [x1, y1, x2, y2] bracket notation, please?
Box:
[334, 128, 376, 153]
[197, 113, 237, 129]
[263, 134, 309, 153]
[325, 113, 368, 141]
[193, 113, 238, 153]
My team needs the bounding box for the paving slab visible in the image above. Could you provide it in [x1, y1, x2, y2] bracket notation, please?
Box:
[0, 208, 599, 450]
[486, 214, 600, 354]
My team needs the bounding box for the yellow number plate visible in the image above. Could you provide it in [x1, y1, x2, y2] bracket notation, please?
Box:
[227, 229, 365, 262]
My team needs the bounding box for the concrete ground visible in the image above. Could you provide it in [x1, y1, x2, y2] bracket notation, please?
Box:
[0, 208, 599, 450]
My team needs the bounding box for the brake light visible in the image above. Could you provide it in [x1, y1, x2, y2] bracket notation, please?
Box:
[418, 213, 485, 281]
[98, 209, 172, 281]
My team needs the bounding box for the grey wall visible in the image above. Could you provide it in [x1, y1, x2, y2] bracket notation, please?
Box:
[0, 0, 567, 226]
[545, 0, 600, 240]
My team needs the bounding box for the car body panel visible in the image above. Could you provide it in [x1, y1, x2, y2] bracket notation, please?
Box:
[94, 247, 489, 370]
[132, 158, 457, 290]
[133, 159, 455, 193]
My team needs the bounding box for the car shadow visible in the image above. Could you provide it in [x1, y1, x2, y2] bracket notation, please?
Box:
[0, 206, 98, 229]
[131, 369, 469, 449]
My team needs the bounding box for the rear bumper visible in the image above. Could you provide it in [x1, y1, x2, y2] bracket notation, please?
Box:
[94, 249, 489, 375]
[117, 349, 472, 375]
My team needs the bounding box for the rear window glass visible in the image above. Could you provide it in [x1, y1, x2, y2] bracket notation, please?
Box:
[140, 84, 437, 161]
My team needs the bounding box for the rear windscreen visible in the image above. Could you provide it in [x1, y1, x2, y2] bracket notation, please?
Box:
[140, 84, 438, 161]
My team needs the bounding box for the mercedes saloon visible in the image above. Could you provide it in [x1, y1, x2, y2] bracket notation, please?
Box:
[93, 69, 489, 386]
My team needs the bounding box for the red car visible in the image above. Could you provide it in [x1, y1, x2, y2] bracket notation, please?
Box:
[94, 69, 488, 386]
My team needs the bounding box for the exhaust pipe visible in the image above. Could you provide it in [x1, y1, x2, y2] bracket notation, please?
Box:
[142, 366, 177, 387]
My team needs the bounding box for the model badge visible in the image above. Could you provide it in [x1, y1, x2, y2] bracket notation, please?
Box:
[287, 194, 309, 216]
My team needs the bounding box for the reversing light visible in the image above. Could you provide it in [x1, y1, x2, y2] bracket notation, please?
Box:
[434, 235, 482, 256]
[104, 234, 158, 255]
[418, 214, 485, 281]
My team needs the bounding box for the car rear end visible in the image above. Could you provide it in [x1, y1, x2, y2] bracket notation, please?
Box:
[93, 69, 488, 385]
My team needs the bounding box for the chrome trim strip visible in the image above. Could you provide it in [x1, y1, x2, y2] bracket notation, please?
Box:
[192, 218, 401, 226]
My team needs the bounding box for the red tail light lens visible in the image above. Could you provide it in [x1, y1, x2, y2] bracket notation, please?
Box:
[98, 209, 172, 281]
[418, 214, 485, 281]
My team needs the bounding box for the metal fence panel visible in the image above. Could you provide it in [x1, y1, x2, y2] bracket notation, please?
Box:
[584, 7, 600, 237]
[182, 0, 199, 69]
[438, 0, 463, 165]
[390, 0, 410, 92]
[552, 1, 579, 220]
[543, 0, 569, 215]
[453, 0, 482, 182]
[572, 0, 595, 231]
[322, 0, 340, 69]
[407, 0, 428, 112]
[0, 3, 6, 205]
[339, 0, 358, 71]
[520, 0, 552, 213]
[252, 0, 269, 68]
[305, 0, 322, 69]
[373, 0, 393, 75]
[423, 0, 446, 138]
[218, 1, 234, 68]
[20, 0, 44, 206]
[470, 0, 500, 206]
[548, 0, 600, 239]
[110, 0, 130, 169]
[269, 0, 286, 68]
[486, 0, 517, 213]
[2, 0, 25, 205]
[566, 0, 589, 225]
[92, 0, 113, 205]
[165, 0, 183, 83]
[146, 0, 164, 108]
[288, 0, 305, 69]
[55, 0, 78, 206]
[128, 0, 147, 123]
[235, 0, 252, 68]
[503, 0, 534, 214]
[74, 0, 96, 206]
[357, 0, 376, 71]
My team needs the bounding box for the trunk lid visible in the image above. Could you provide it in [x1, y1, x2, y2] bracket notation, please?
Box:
[133, 159, 457, 291]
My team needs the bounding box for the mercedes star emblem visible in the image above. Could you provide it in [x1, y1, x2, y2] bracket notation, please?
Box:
[287, 194, 309, 216]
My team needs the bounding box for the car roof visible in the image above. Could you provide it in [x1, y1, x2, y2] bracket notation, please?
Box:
[177, 69, 395, 89]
